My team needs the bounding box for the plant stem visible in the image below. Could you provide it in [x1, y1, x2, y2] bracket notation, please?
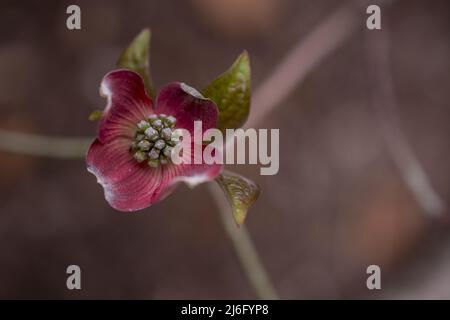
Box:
[208, 183, 278, 299]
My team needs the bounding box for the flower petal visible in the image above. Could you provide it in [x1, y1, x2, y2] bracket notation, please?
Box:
[86, 139, 164, 211]
[161, 161, 223, 195]
[159, 139, 223, 196]
[155, 82, 218, 134]
[98, 69, 153, 143]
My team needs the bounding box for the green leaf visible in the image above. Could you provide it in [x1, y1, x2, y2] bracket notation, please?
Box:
[88, 109, 103, 121]
[216, 171, 260, 226]
[203, 51, 251, 132]
[117, 28, 154, 98]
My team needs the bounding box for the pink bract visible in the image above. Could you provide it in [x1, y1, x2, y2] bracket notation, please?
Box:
[87, 69, 222, 212]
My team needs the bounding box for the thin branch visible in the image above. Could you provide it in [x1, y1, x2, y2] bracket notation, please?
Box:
[364, 21, 445, 217]
[246, 5, 359, 128]
[0, 129, 91, 158]
[208, 183, 278, 299]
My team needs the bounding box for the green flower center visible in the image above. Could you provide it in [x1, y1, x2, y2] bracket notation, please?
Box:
[130, 114, 179, 167]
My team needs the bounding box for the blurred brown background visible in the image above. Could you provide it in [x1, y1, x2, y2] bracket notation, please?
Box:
[0, 0, 449, 299]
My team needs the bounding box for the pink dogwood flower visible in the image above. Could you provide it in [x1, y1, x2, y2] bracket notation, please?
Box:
[87, 69, 222, 211]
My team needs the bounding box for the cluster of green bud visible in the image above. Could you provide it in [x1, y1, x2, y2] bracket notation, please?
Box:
[130, 114, 178, 167]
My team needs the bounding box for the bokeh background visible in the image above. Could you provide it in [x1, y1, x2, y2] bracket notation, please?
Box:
[0, 0, 449, 299]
